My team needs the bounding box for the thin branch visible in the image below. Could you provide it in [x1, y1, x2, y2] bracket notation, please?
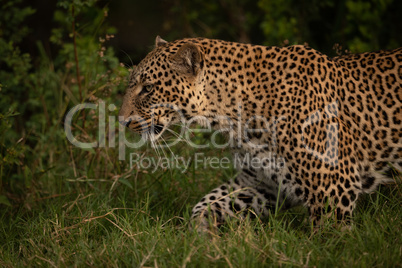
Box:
[72, 5, 83, 102]
[71, 4, 86, 128]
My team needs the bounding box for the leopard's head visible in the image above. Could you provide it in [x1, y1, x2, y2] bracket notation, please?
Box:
[119, 36, 205, 140]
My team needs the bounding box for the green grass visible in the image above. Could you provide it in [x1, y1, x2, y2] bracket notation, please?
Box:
[0, 144, 401, 267]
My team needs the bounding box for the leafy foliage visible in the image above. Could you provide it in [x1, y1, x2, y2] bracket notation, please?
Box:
[163, 0, 402, 55]
[0, 0, 127, 204]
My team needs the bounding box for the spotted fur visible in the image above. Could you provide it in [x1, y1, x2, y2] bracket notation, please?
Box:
[119, 36, 402, 230]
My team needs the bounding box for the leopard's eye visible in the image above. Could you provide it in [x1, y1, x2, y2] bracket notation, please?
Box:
[140, 84, 153, 95]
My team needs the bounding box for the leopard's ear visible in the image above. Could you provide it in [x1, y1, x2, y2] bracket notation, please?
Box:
[155, 36, 168, 47]
[171, 43, 204, 76]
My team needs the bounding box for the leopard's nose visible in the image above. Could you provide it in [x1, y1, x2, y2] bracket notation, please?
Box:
[119, 118, 132, 127]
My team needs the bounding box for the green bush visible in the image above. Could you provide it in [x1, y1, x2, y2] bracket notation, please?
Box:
[0, 0, 127, 205]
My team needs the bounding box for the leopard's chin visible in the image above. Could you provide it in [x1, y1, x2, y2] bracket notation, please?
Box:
[142, 124, 166, 142]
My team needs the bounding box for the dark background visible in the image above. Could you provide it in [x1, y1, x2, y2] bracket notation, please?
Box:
[19, 0, 402, 65]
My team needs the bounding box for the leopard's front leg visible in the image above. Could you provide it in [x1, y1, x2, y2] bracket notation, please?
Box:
[190, 170, 280, 232]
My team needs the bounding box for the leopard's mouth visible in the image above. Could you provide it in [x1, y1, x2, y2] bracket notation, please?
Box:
[151, 124, 165, 135]
[120, 116, 165, 135]
[142, 123, 166, 142]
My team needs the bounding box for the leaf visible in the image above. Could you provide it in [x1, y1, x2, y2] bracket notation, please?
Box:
[118, 178, 133, 189]
[0, 195, 11, 206]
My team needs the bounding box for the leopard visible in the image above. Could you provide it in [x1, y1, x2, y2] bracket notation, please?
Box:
[119, 35, 402, 231]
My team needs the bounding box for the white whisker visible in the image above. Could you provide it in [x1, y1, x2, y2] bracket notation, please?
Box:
[149, 132, 162, 159]
[158, 134, 181, 167]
